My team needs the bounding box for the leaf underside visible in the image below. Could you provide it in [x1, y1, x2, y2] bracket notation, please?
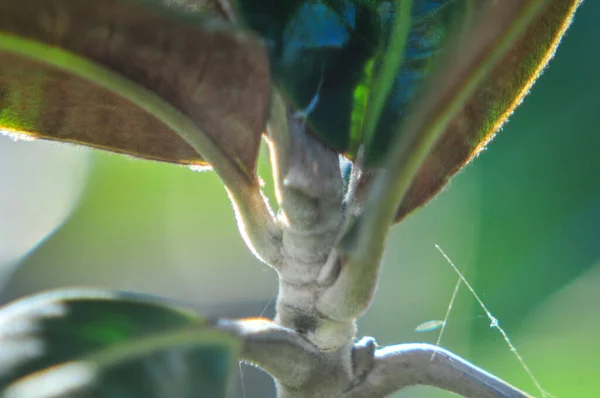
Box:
[0, 0, 270, 175]
[394, 0, 581, 221]
[0, 288, 239, 398]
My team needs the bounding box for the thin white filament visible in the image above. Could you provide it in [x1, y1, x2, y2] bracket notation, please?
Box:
[259, 290, 278, 318]
[431, 273, 462, 360]
[435, 244, 549, 398]
[238, 360, 247, 398]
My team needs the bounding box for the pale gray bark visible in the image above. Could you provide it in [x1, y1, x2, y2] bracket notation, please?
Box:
[216, 319, 320, 388]
[344, 344, 531, 398]
[218, 319, 531, 398]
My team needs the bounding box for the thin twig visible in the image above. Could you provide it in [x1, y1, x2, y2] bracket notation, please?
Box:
[265, 89, 291, 207]
[345, 343, 532, 398]
[432, 273, 462, 360]
[177, 101, 283, 268]
[216, 318, 320, 389]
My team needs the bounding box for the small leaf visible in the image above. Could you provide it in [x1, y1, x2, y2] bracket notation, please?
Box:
[0, 0, 270, 176]
[394, 0, 581, 221]
[0, 288, 240, 398]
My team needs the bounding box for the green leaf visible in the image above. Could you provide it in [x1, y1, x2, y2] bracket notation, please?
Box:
[0, 0, 270, 176]
[0, 288, 240, 398]
[231, 1, 470, 160]
[394, 0, 582, 221]
[232, 0, 384, 155]
[363, 0, 472, 165]
[358, 0, 412, 157]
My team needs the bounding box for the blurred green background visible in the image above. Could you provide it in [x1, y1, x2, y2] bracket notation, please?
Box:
[1, 2, 599, 397]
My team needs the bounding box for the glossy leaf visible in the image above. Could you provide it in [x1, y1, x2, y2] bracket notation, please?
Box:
[362, 0, 473, 165]
[0, 0, 270, 175]
[395, 0, 581, 221]
[231, 0, 470, 160]
[0, 288, 240, 398]
[232, 0, 382, 155]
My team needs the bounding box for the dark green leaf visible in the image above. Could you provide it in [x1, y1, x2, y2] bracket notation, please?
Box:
[363, 0, 471, 165]
[0, 0, 270, 176]
[231, 0, 468, 160]
[232, 0, 383, 155]
[0, 288, 240, 398]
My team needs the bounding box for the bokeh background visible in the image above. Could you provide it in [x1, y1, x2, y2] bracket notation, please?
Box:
[1, 2, 599, 397]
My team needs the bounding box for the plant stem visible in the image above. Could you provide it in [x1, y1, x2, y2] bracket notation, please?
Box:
[0, 33, 283, 268]
[322, 0, 552, 322]
[345, 343, 532, 398]
[217, 318, 320, 389]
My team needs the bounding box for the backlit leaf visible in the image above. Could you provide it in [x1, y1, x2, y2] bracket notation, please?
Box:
[395, 0, 581, 221]
[0, 288, 240, 398]
[0, 0, 270, 176]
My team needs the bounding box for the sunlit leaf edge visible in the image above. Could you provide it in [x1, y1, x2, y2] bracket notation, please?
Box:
[0, 33, 214, 167]
[392, 0, 582, 222]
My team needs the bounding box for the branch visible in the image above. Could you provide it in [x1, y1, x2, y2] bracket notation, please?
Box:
[266, 90, 344, 231]
[224, 182, 283, 268]
[266, 89, 344, 276]
[345, 343, 531, 398]
[215, 318, 320, 389]
[320, 0, 552, 321]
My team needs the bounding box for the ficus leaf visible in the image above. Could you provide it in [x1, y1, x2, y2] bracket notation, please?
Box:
[0, 0, 270, 176]
[361, 0, 474, 166]
[394, 0, 581, 221]
[0, 288, 240, 398]
[231, 0, 384, 155]
[230, 1, 472, 161]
